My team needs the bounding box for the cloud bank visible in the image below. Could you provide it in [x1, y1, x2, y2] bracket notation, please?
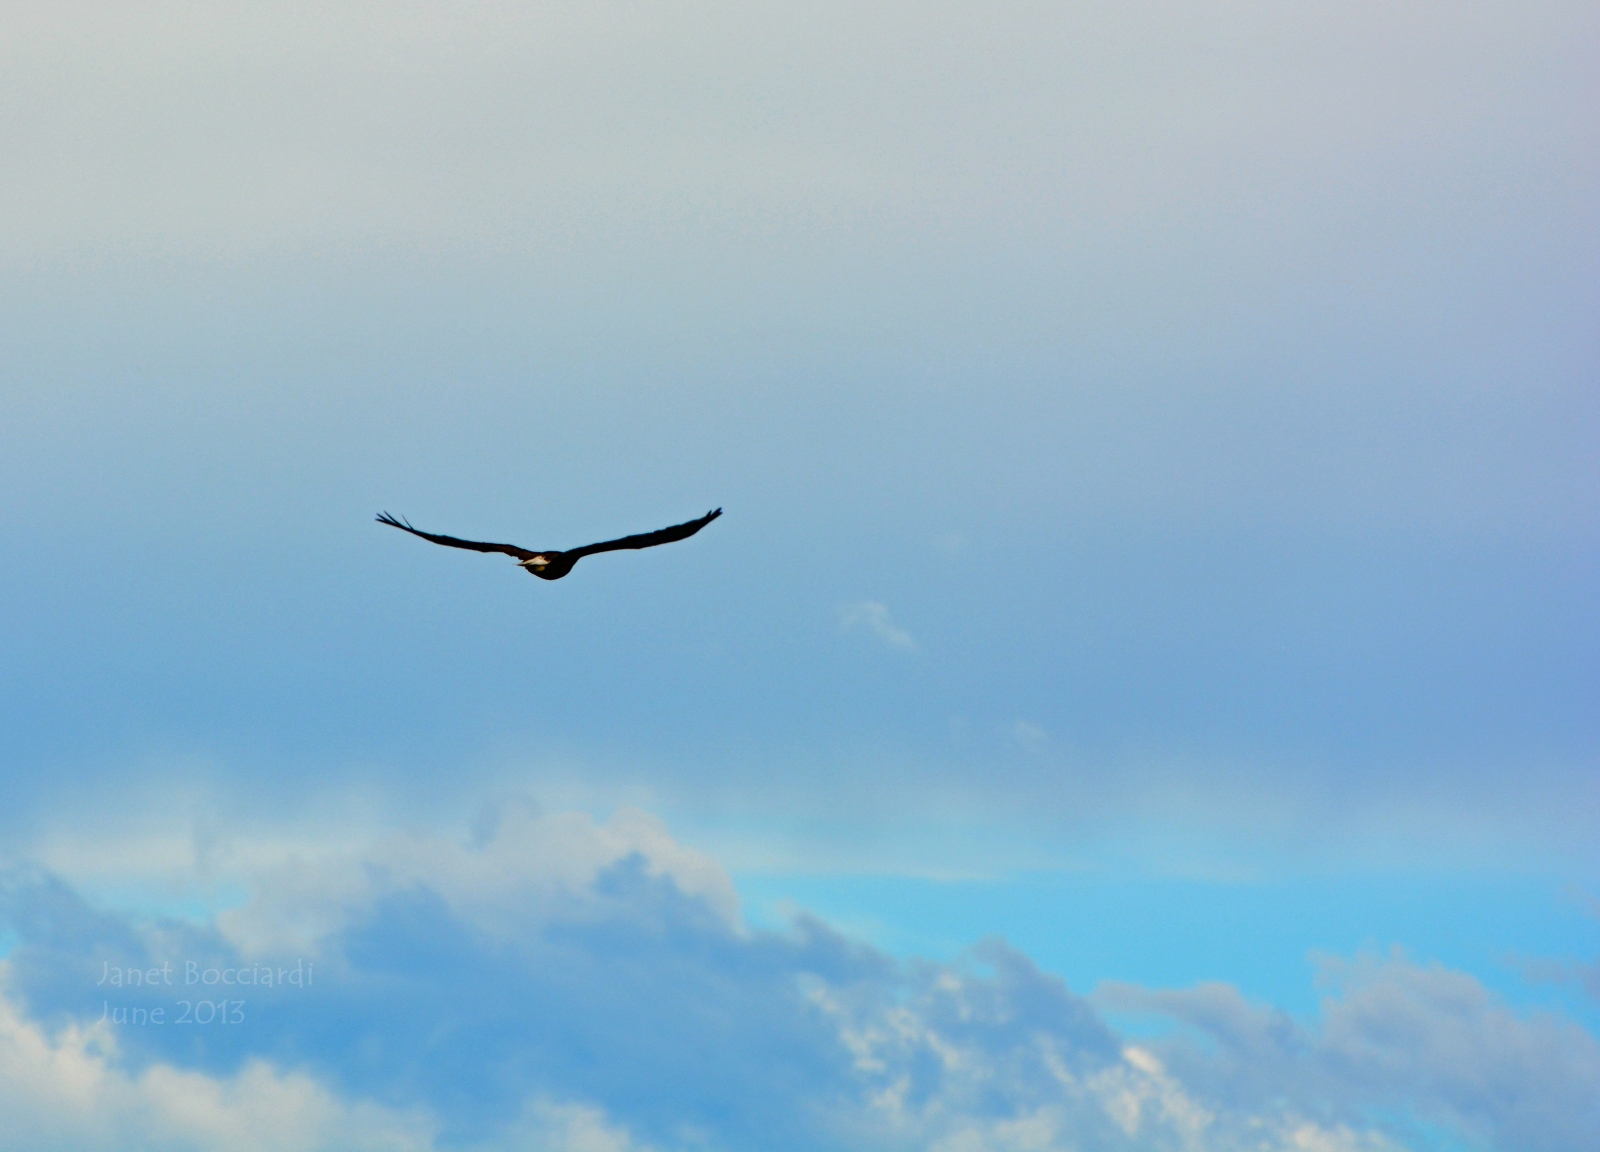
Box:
[3, 805, 1594, 1152]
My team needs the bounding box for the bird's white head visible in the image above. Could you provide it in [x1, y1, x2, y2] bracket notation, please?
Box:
[519, 555, 550, 569]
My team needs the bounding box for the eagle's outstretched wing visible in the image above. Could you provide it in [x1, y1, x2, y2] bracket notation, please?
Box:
[375, 512, 537, 561]
[567, 508, 722, 558]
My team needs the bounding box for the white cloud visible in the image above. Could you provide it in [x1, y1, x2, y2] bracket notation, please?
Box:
[217, 802, 739, 958]
[487, 1098, 653, 1152]
[805, 947, 1415, 1152]
[0, 970, 437, 1151]
[0, 962, 666, 1152]
[841, 601, 917, 651]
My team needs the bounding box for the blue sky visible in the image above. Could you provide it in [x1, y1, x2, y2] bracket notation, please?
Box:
[1, 1, 1596, 1149]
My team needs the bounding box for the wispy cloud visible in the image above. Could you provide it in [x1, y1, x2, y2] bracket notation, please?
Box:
[841, 601, 917, 651]
[1009, 719, 1048, 747]
[1516, 895, 1600, 1005]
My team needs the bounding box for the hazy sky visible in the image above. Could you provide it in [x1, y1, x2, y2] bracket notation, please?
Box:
[1, 2, 1596, 1150]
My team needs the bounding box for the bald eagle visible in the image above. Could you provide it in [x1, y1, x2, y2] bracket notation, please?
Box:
[376, 508, 721, 580]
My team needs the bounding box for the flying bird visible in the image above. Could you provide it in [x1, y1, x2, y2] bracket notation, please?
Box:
[376, 507, 722, 581]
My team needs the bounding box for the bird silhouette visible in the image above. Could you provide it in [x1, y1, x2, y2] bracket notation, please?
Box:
[376, 508, 721, 581]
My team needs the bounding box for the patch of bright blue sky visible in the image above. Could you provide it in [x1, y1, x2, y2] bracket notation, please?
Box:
[75, 882, 252, 928]
[735, 870, 1600, 1032]
[1359, 1111, 1482, 1152]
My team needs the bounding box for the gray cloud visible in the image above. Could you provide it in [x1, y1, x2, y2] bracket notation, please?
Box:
[5, 0, 1593, 541]
[1, 3, 1594, 870]
[4, 808, 1596, 1151]
[1100, 954, 1600, 1152]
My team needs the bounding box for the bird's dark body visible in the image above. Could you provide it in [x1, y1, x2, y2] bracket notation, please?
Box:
[376, 508, 721, 581]
[523, 552, 577, 581]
